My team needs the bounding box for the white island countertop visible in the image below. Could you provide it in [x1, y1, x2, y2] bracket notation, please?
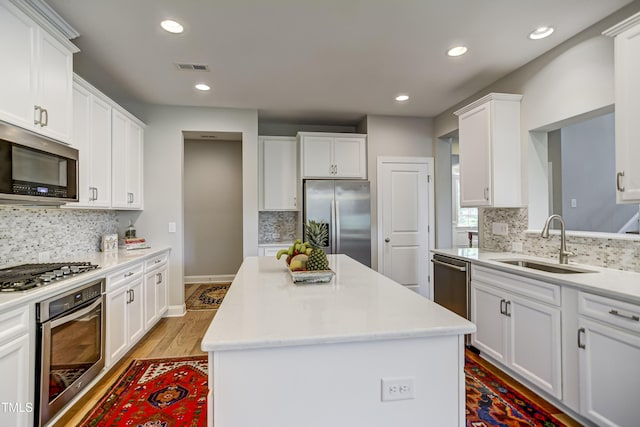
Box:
[202, 254, 475, 352]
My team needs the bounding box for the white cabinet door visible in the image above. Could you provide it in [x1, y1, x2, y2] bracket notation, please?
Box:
[471, 282, 507, 364]
[112, 110, 143, 209]
[458, 103, 492, 206]
[36, 30, 73, 143]
[126, 121, 143, 209]
[143, 269, 158, 330]
[0, 334, 31, 427]
[578, 317, 640, 427]
[0, 1, 36, 131]
[301, 136, 333, 177]
[333, 137, 366, 178]
[508, 294, 562, 398]
[106, 285, 128, 367]
[609, 17, 640, 203]
[261, 137, 297, 210]
[72, 84, 92, 204]
[128, 278, 145, 344]
[156, 265, 168, 317]
[90, 95, 113, 207]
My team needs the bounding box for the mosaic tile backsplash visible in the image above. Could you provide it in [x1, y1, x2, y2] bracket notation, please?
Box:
[481, 208, 640, 272]
[259, 211, 299, 244]
[0, 206, 118, 266]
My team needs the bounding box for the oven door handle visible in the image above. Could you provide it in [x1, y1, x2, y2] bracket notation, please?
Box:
[50, 297, 103, 328]
[431, 259, 467, 272]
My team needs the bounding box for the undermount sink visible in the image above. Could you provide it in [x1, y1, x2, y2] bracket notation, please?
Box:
[493, 259, 597, 274]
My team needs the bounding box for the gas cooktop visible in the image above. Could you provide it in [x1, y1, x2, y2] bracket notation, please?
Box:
[0, 262, 100, 292]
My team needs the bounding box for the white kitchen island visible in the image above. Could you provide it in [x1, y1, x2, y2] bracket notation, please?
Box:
[201, 255, 475, 427]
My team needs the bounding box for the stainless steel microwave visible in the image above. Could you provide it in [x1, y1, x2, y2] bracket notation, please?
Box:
[0, 121, 78, 204]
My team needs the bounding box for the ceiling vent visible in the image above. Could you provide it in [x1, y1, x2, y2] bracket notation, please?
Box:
[176, 63, 210, 71]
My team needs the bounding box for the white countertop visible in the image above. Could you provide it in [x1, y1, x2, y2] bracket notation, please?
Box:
[0, 246, 171, 312]
[201, 254, 475, 352]
[432, 248, 640, 304]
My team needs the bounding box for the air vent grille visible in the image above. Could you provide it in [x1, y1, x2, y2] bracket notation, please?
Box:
[176, 63, 209, 71]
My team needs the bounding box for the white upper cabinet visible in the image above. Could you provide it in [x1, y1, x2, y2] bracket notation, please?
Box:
[259, 136, 298, 210]
[298, 132, 367, 179]
[70, 76, 112, 208]
[111, 109, 144, 209]
[454, 93, 523, 207]
[0, 0, 76, 144]
[604, 13, 640, 204]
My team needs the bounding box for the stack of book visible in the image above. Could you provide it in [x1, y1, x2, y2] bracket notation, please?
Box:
[120, 237, 150, 250]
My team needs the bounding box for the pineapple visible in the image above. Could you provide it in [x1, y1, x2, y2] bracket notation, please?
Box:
[304, 220, 329, 271]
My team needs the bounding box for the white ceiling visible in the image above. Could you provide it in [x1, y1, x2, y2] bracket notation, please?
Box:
[46, 0, 634, 124]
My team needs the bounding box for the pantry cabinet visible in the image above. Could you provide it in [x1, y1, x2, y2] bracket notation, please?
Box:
[259, 136, 298, 210]
[111, 109, 144, 209]
[0, 306, 32, 427]
[298, 132, 367, 179]
[454, 93, 523, 207]
[106, 263, 145, 367]
[604, 13, 640, 204]
[577, 292, 640, 426]
[0, 0, 76, 144]
[70, 76, 112, 208]
[471, 266, 562, 399]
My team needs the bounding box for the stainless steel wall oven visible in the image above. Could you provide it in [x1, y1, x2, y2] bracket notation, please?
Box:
[35, 279, 105, 426]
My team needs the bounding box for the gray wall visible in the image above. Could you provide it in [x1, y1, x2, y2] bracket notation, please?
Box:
[560, 113, 637, 232]
[184, 139, 243, 276]
[364, 115, 434, 270]
[435, 136, 454, 249]
[548, 129, 563, 216]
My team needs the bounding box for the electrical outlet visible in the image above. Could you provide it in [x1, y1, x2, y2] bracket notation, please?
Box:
[492, 222, 509, 236]
[381, 377, 415, 401]
[512, 242, 523, 253]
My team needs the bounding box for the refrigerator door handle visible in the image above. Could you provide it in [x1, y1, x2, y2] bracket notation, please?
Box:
[335, 200, 341, 254]
[331, 199, 336, 254]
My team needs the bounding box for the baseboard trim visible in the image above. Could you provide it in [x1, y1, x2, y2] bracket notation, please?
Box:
[185, 274, 235, 284]
[165, 304, 186, 317]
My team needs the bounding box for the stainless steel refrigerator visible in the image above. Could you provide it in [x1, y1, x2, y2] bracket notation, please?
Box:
[303, 180, 371, 267]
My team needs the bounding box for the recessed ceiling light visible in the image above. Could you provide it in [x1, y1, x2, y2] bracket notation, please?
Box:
[447, 46, 468, 57]
[195, 83, 211, 91]
[161, 19, 184, 34]
[395, 95, 409, 102]
[529, 26, 554, 40]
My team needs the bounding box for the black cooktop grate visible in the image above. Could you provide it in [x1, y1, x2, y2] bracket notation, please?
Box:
[0, 262, 99, 292]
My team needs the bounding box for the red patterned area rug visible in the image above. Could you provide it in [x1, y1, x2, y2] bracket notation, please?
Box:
[78, 356, 208, 427]
[466, 354, 566, 427]
[185, 283, 231, 311]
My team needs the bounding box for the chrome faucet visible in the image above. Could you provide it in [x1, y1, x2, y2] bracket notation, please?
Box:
[540, 214, 574, 264]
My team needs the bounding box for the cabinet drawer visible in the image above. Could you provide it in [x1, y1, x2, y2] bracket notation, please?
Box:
[0, 306, 29, 344]
[579, 292, 640, 334]
[145, 251, 169, 271]
[472, 265, 561, 306]
[107, 262, 144, 291]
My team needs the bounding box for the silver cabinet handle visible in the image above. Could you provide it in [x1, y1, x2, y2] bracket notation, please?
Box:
[124, 272, 134, 278]
[505, 300, 511, 317]
[500, 299, 506, 315]
[131, 288, 135, 302]
[94, 187, 98, 201]
[41, 108, 49, 127]
[484, 187, 489, 200]
[34, 105, 42, 125]
[329, 165, 333, 175]
[126, 289, 132, 304]
[293, 196, 297, 208]
[430, 259, 467, 272]
[335, 200, 341, 253]
[330, 199, 336, 253]
[578, 327, 586, 349]
[616, 171, 625, 192]
[334, 164, 338, 175]
[155, 259, 161, 264]
[609, 309, 639, 322]
[156, 272, 162, 284]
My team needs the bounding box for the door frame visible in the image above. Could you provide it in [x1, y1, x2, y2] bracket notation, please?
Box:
[376, 156, 435, 297]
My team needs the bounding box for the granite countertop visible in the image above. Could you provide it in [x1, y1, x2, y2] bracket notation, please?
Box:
[0, 246, 171, 312]
[202, 254, 475, 352]
[432, 248, 640, 304]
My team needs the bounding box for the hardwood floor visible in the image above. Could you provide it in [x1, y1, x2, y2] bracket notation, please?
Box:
[52, 288, 216, 427]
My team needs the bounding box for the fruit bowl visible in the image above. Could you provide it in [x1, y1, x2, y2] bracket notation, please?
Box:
[288, 269, 335, 284]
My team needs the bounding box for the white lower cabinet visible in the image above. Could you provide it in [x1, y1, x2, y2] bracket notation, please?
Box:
[471, 267, 562, 399]
[143, 252, 169, 330]
[577, 292, 640, 426]
[0, 306, 32, 427]
[106, 263, 144, 367]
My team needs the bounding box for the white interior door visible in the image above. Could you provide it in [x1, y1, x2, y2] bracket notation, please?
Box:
[378, 158, 433, 296]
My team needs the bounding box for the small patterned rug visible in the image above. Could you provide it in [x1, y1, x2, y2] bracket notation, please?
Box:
[185, 283, 231, 311]
[78, 356, 208, 427]
[465, 353, 566, 426]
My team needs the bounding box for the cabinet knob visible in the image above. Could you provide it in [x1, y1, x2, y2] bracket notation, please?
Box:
[384, 237, 390, 243]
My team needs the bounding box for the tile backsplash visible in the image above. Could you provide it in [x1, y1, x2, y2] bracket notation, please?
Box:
[0, 206, 118, 266]
[481, 208, 640, 272]
[259, 211, 298, 244]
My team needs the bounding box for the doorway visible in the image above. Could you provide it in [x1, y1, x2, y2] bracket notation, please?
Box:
[377, 157, 434, 297]
[183, 131, 243, 284]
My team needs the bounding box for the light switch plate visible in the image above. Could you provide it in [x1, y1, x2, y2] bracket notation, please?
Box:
[492, 222, 509, 236]
[168, 222, 177, 233]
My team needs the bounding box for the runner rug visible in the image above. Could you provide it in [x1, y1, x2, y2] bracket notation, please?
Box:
[78, 356, 208, 427]
[185, 283, 231, 311]
[465, 353, 567, 427]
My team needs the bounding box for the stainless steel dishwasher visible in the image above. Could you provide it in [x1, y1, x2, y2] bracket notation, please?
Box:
[431, 254, 470, 320]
